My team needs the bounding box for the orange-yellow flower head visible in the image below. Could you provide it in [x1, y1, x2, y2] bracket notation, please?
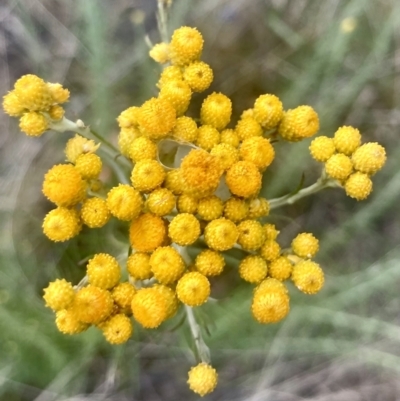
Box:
[291, 260, 324, 295]
[200, 92, 232, 130]
[159, 79, 192, 116]
[42, 164, 86, 207]
[180, 149, 223, 197]
[204, 217, 239, 251]
[13, 74, 53, 111]
[106, 184, 143, 221]
[226, 161, 262, 198]
[2, 91, 26, 117]
[183, 61, 213, 92]
[352, 142, 386, 175]
[169, 26, 204, 66]
[129, 213, 167, 253]
[137, 97, 176, 139]
[131, 159, 166, 193]
[150, 246, 186, 284]
[19, 111, 48, 137]
[43, 207, 81, 242]
[278, 105, 319, 142]
[187, 363, 218, 396]
[239, 136, 275, 171]
[251, 287, 290, 324]
[253, 94, 284, 129]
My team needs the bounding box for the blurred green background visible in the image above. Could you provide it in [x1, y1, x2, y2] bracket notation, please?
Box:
[1, 0, 400, 400]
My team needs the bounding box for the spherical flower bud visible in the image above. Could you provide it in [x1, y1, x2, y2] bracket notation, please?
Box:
[129, 136, 157, 162]
[241, 108, 255, 119]
[81, 197, 110, 228]
[101, 314, 133, 344]
[251, 287, 290, 324]
[47, 82, 70, 104]
[117, 106, 141, 128]
[291, 232, 319, 259]
[177, 194, 198, 214]
[269, 256, 293, 281]
[195, 249, 225, 277]
[127, 252, 153, 280]
[278, 105, 319, 142]
[253, 94, 284, 129]
[131, 287, 168, 328]
[55, 309, 89, 335]
[196, 125, 220, 151]
[344, 172, 373, 201]
[73, 285, 113, 324]
[223, 197, 249, 222]
[149, 246, 185, 284]
[153, 284, 179, 319]
[226, 161, 262, 198]
[210, 143, 240, 171]
[14, 74, 53, 111]
[137, 97, 176, 139]
[325, 153, 353, 181]
[263, 223, 279, 240]
[176, 272, 210, 306]
[19, 111, 48, 136]
[131, 159, 166, 193]
[333, 126, 361, 155]
[129, 213, 167, 252]
[352, 142, 386, 175]
[65, 134, 100, 164]
[171, 116, 198, 143]
[235, 117, 263, 141]
[164, 169, 185, 195]
[309, 136, 336, 162]
[43, 279, 75, 311]
[118, 127, 142, 157]
[112, 282, 137, 312]
[291, 260, 324, 294]
[187, 363, 218, 397]
[2, 91, 26, 116]
[168, 213, 201, 246]
[204, 217, 238, 251]
[43, 207, 81, 242]
[200, 92, 232, 130]
[197, 195, 224, 221]
[254, 278, 288, 296]
[237, 220, 266, 251]
[260, 239, 281, 261]
[157, 65, 183, 89]
[183, 61, 213, 92]
[74, 153, 102, 180]
[149, 42, 169, 64]
[48, 104, 65, 120]
[43, 164, 86, 207]
[220, 129, 240, 148]
[240, 137, 275, 171]
[145, 188, 176, 216]
[239, 255, 268, 284]
[106, 184, 143, 221]
[87, 253, 121, 290]
[247, 197, 270, 219]
[169, 26, 204, 66]
[159, 79, 192, 116]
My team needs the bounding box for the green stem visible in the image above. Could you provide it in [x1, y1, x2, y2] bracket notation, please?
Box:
[184, 305, 211, 364]
[268, 171, 340, 210]
[157, 0, 169, 43]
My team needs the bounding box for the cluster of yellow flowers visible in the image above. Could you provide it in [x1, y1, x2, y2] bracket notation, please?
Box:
[2, 74, 69, 136]
[2, 25, 387, 397]
[310, 127, 386, 200]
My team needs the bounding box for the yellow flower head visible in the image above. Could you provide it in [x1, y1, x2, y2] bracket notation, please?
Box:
[325, 153, 353, 181]
[253, 93, 284, 129]
[145, 187, 176, 216]
[183, 61, 213, 92]
[111, 282, 137, 312]
[42, 207, 81, 242]
[118, 126, 142, 157]
[55, 309, 89, 335]
[239, 255, 268, 284]
[106, 184, 143, 221]
[204, 217, 239, 251]
[129, 136, 158, 162]
[177, 194, 198, 214]
[226, 161, 262, 198]
[157, 65, 183, 89]
[19, 111, 48, 137]
[269, 256, 293, 281]
[260, 239, 281, 262]
[247, 197, 270, 219]
[333, 126, 361, 155]
[278, 105, 319, 142]
[131, 159, 166, 193]
[117, 106, 141, 128]
[240, 136, 275, 171]
[87, 253, 121, 290]
[129, 213, 167, 252]
[137, 97, 176, 139]
[309, 136, 336, 162]
[235, 117, 263, 141]
[13, 74, 53, 111]
[223, 197, 249, 222]
[196, 125, 220, 152]
[263, 223, 280, 240]
[187, 363, 218, 397]
[47, 82, 70, 104]
[2, 90, 26, 117]
[291, 232, 319, 259]
[176, 271, 210, 306]
[200, 92, 232, 130]
[101, 314, 133, 345]
[74, 153, 102, 180]
[149, 42, 170, 64]
[181, 149, 223, 197]
[352, 142, 386, 175]
[168, 213, 201, 246]
[159, 79, 192, 116]
[171, 116, 198, 143]
[237, 220, 266, 251]
[344, 172, 373, 201]
[81, 197, 110, 228]
[220, 128, 240, 148]
[291, 260, 324, 294]
[164, 168, 185, 195]
[169, 26, 204, 66]
[149, 246, 186, 284]
[42, 164, 86, 207]
[43, 279, 75, 311]
[195, 249, 225, 277]
[65, 134, 100, 164]
[251, 287, 290, 324]
[127, 252, 153, 280]
[48, 104, 65, 121]
[153, 284, 179, 319]
[197, 195, 224, 221]
[210, 143, 239, 171]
